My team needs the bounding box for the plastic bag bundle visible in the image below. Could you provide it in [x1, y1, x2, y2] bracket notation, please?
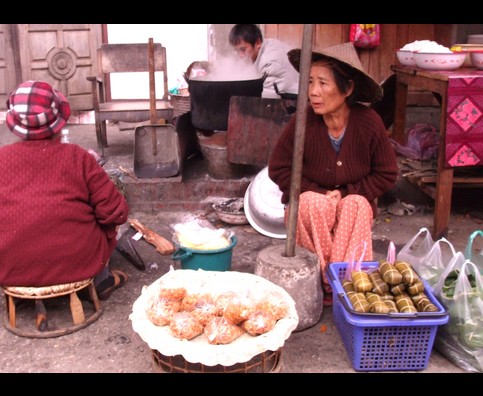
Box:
[418, 237, 456, 289]
[433, 252, 483, 372]
[396, 227, 458, 290]
[173, 219, 232, 250]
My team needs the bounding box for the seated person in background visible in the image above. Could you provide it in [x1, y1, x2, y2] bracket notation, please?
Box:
[268, 43, 398, 306]
[229, 24, 299, 99]
[0, 80, 129, 300]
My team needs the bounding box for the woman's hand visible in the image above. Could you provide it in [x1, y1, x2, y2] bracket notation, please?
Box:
[326, 190, 342, 202]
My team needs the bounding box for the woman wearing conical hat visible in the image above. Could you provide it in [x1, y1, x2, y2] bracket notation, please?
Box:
[269, 42, 398, 306]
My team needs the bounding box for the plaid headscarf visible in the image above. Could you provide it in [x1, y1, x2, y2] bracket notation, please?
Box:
[6, 80, 71, 140]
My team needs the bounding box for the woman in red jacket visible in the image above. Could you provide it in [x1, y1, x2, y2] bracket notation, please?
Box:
[269, 43, 398, 306]
[0, 80, 129, 300]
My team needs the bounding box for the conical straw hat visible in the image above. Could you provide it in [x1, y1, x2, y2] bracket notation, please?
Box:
[288, 42, 382, 103]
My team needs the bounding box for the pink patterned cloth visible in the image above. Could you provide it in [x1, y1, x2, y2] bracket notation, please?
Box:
[287, 191, 374, 294]
[445, 69, 483, 167]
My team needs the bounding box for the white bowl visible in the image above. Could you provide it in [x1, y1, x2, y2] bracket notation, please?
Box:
[414, 52, 466, 71]
[451, 44, 483, 66]
[396, 50, 416, 66]
[470, 51, 483, 70]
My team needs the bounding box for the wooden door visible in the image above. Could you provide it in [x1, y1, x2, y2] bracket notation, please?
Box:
[0, 25, 18, 110]
[0, 24, 102, 111]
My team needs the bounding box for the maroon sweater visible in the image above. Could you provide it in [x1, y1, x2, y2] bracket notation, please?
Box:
[268, 104, 398, 217]
[0, 139, 129, 286]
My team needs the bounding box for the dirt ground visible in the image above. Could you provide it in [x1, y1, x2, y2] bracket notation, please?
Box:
[0, 121, 482, 375]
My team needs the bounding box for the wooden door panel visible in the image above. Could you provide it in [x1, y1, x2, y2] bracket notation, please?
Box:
[0, 25, 18, 110]
[16, 24, 101, 111]
[314, 24, 348, 48]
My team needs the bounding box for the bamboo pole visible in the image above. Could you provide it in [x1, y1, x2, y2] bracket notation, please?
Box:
[285, 24, 314, 258]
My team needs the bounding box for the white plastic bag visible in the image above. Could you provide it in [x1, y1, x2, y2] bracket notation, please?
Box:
[172, 219, 232, 250]
[433, 253, 483, 372]
[418, 237, 457, 290]
[396, 227, 434, 269]
[465, 230, 483, 272]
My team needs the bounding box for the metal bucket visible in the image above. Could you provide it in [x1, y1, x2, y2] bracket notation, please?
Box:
[198, 132, 246, 179]
[171, 235, 237, 271]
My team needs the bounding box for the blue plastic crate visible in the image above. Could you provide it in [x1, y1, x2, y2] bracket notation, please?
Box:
[328, 261, 449, 372]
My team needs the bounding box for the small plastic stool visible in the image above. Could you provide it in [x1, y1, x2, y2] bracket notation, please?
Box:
[2, 278, 103, 338]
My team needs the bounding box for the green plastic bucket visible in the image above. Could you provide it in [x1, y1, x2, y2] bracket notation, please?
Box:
[172, 236, 237, 271]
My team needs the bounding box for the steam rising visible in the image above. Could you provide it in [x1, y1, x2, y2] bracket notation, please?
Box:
[195, 55, 261, 81]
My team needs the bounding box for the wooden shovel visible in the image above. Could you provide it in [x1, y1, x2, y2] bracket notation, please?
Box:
[148, 37, 157, 157]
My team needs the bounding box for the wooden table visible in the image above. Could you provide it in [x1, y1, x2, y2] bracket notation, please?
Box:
[392, 65, 483, 239]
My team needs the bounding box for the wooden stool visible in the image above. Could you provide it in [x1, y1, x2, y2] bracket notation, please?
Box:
[2, 278, 103, 338]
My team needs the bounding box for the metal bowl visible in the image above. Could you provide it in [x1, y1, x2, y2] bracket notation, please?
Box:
[213, 198, 248, 225]
[244, 167, 286, 239]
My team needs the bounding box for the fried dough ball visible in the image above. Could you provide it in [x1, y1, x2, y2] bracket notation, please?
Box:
[189, 295, 218, 326]
[181, 293, 212, 312]
[146, 297, 181, 326]
[254, 297, 288, 321]
[241, 310, 277, 336]
[215, 291, 239, 316]
[204, 316, 245, 345]
[158, 286, 187, 301]
[169, 311, 204, 340]
[223, 295, 255, 325]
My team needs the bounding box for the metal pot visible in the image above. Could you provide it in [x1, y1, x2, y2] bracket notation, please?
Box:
[188, 76, 265, 131]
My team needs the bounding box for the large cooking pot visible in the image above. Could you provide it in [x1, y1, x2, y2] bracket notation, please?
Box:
[188, 76, 265, 131]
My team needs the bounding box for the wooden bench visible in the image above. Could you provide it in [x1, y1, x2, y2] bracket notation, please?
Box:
[87, 39, 174, 150]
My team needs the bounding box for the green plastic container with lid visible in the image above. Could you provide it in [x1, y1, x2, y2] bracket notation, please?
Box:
[171, 236, 237, 271]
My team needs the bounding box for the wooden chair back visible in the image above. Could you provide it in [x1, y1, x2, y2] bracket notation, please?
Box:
[88, 40, 173, 150]
[97, 42, 169, 101]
